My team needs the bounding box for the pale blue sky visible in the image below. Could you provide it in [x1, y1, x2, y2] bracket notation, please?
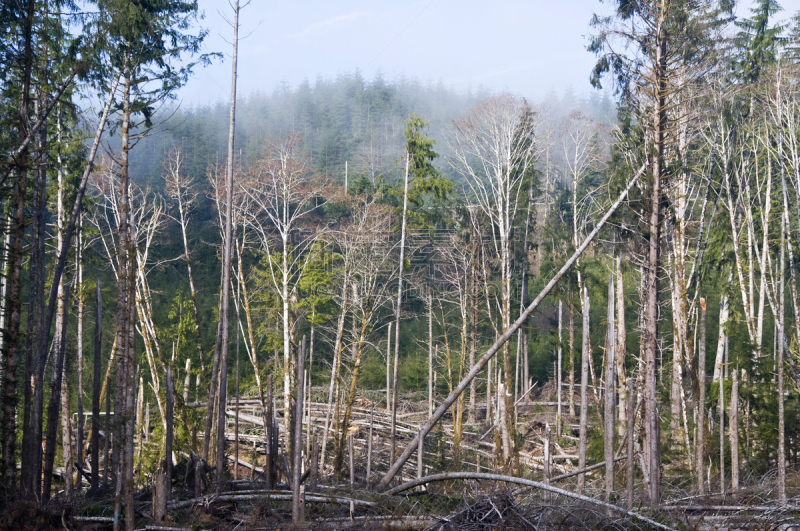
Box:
[178, 0, 800, 106]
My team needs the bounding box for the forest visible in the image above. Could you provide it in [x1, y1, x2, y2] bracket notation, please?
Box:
[2, 0, 800, 530]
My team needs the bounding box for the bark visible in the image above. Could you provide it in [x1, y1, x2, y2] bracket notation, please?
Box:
[266, 375, 275, 490]
[76, 226, 85, 491]
[642, 13, 667, 507]
[569, 295, 576, 417]
[604, 275, 615, 500]
[697, 298, 706, 495]
[321, 281, 349, 471]
[165, 367, 174, 499]
[578, 286, 590, 494]
[2, 0, 34, 486]
[61, 350, 74, 497]
[616, 255, 627, 436]
[778, 215, 786, 503]
[428, 292, 433, 417]
[719, 361, 725, 496]
[42, 286, 70, 503]
[21, 75, 48, 499]
[92, 281, 102, 492]
[292, 337, 305, 522]
[468, 246, 479, 425]
[417, 425, 424, 481]
[557, 300, 563, 437]
[730, 368, 738, 492]
[626, 376, 635, 509]
[386, 323, 391, 414]
[366, 407, 373, 484]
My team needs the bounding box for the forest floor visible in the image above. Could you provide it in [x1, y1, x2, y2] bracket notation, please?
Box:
[8, 383, 800, 530]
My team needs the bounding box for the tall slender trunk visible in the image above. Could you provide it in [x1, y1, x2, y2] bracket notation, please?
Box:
[719, 353, 725, 496]
[215, 0, 240, 483]
[2, 0, 34, 487]
[42, 286, 70, 503]
[91, 281, 102, 493]
[112, 68, 138, 531]
[292, 337, 306, 521]
[391, 153, 410, 465]
[604, 274, 615, 500]
[428, 292, 433, 418]
[569, 295, 575, 417]
[557, 300, 562, 437]
[467, 250, 478, 424]
[616, 255, 627, 436]
[643, 18, 667, 507]
[778, 214, 786, 503]
[730, 367, 738, 492]
[20, 102, 45, 498]
[321, 281, 348, 471]
[697, 298, 706, 495]
[76, 223, 85, 491]
[57, 122, 73, 497]
[578, 286, 590, 494]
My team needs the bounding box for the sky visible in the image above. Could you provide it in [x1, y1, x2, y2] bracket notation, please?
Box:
[177, 0, 800, 107]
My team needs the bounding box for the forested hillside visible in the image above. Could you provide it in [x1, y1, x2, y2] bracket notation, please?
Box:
[4, 0, 800, 529]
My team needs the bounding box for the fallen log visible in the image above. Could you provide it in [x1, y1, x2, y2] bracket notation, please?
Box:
[167, 492, 377, 509]
[384, 471, 675, 531]
[660, 505, 800, 512]
[377, 162, 648, 490]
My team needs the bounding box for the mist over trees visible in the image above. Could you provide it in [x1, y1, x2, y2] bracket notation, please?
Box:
[4, 0, 800, 529]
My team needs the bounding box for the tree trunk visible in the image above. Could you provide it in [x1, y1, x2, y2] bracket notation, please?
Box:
[778, 215, 786, 503]
[428, 292, 434, 417]
[42, 286, 70, 503]
[557, 300, 562, 437]
[697, 298, 706, 495]
[578, 286, 590, 494]
[2, 0, 33, 488]
[76, 225, 85, 491]
[604, 274, 615, 500]
[166, 368, 174, 499]
[643, 20, 667, 507]
[616, 255, 627, 437]
[386, 323, 391, 414]
[292, 337, 306, 522]
[626, 376, 635, 509]
[92, 281, 102, 492]
[469, 251, 479, 425]
[391, 153, 410, 465]
[215, 0, 240, 484]
[27, 71, 120, 497]
[730, 368, 738, 492]
[569, 295, 576, 417]
[719, 363, 725, 496]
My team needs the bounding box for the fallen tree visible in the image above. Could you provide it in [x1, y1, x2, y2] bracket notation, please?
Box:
[384, 472, 675, 531]
[377, 162, 649, 490]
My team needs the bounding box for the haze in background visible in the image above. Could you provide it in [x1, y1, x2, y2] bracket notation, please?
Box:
[180, 0, 799, 105]
[180, 0, 610, 105]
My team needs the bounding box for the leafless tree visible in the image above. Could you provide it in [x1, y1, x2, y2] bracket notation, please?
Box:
[449, 94, 537, 468]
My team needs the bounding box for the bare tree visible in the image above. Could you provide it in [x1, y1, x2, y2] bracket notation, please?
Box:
[242, 135, 329, 452]
[449, 94, 537, 468]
